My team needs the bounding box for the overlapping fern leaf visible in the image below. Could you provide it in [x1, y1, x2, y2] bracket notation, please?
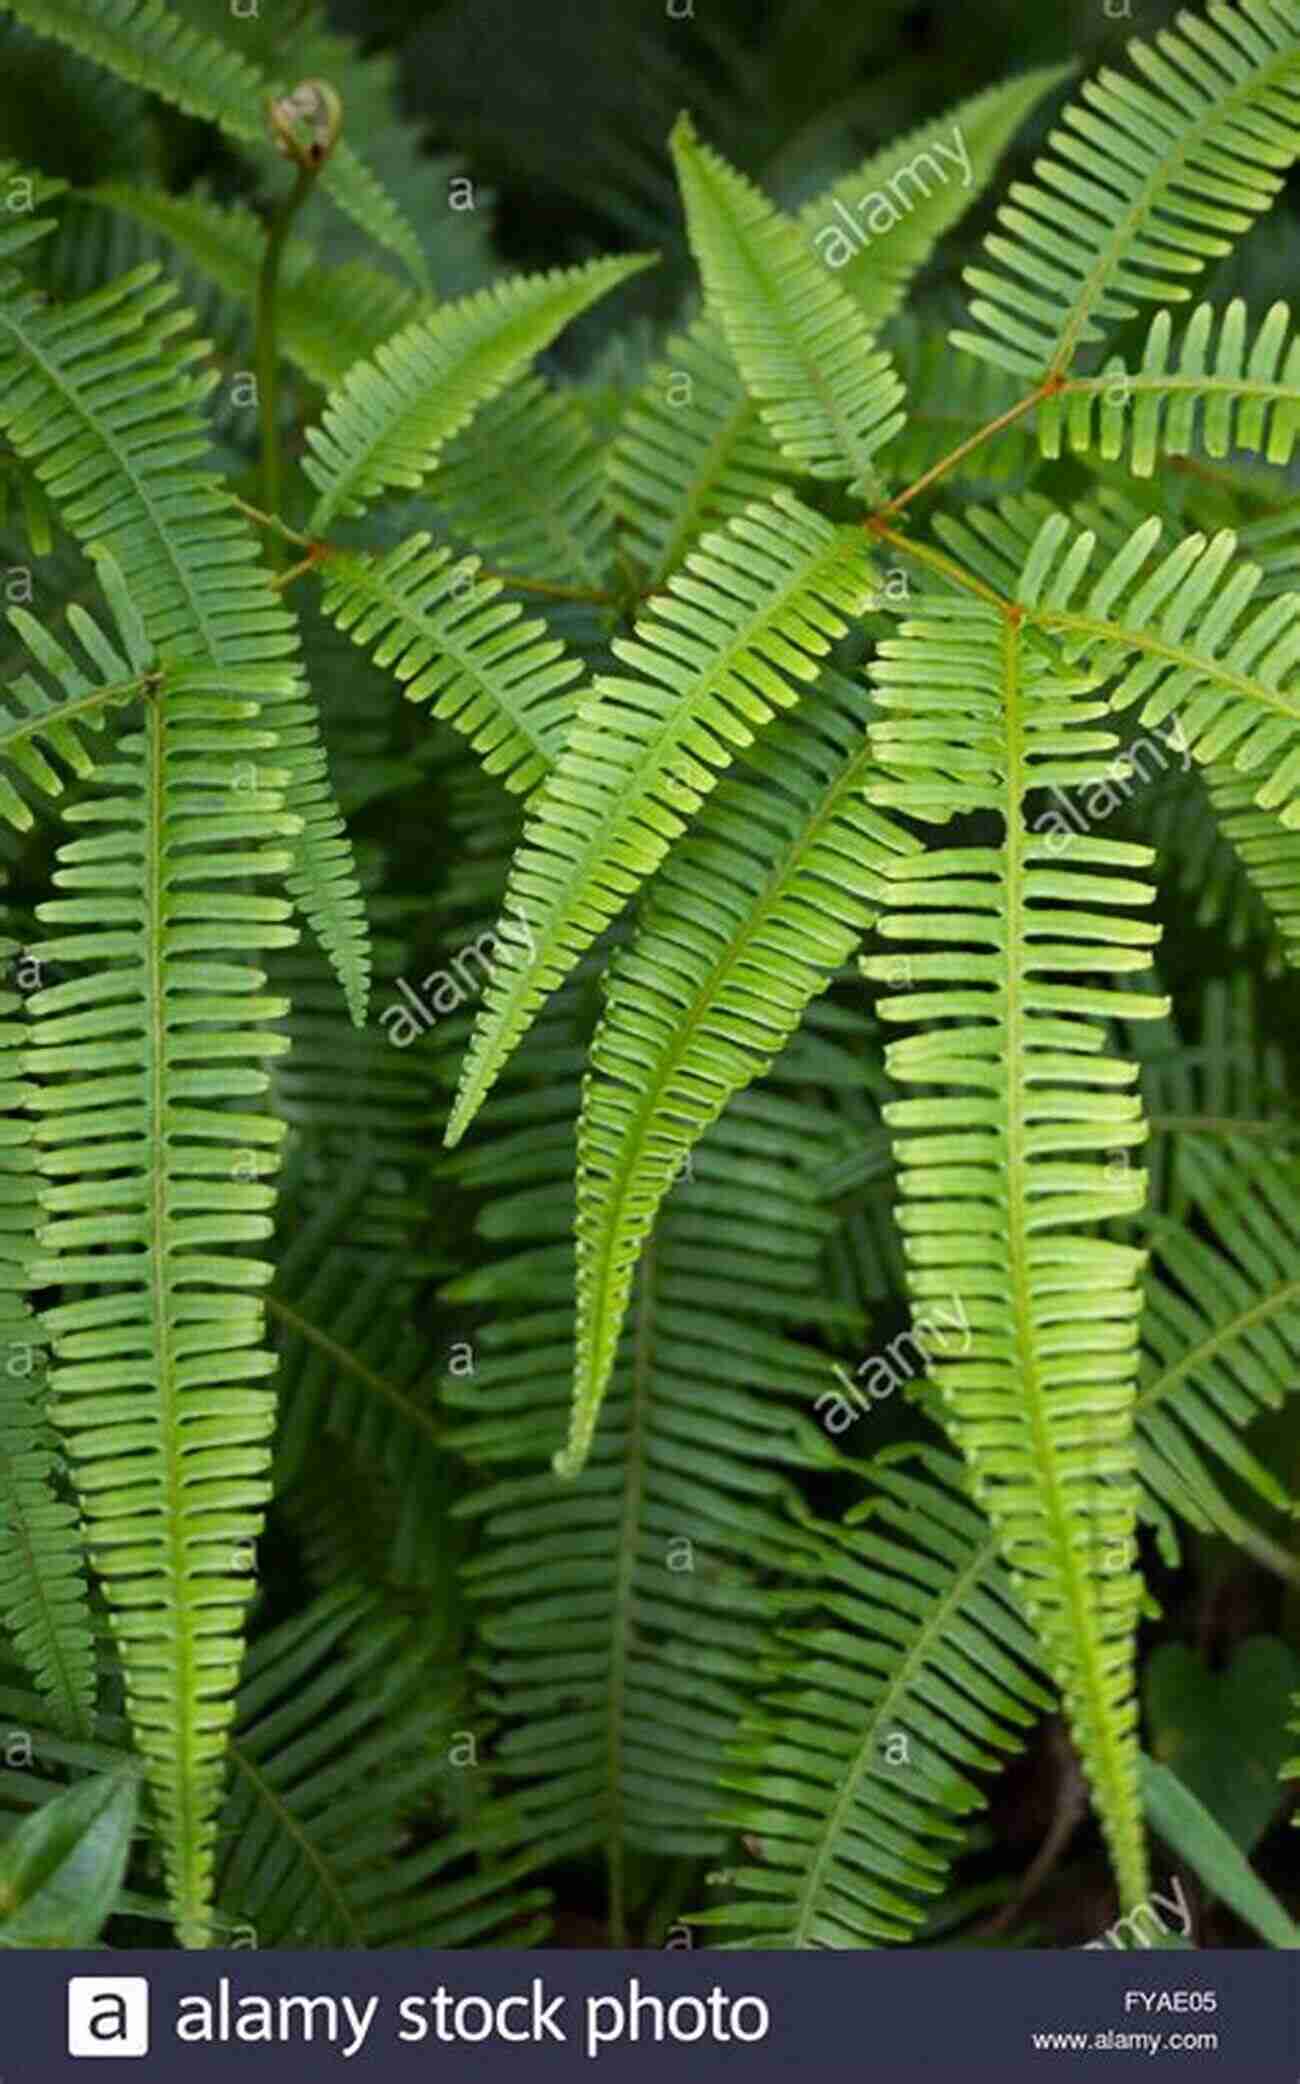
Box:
[317, 535, 582, 802]
[5, 0, 431, 287]
[215, 1584, 550, 1948]
[1043, 300, 1300, 472]
[694, 1450, 1051, 1947]
[952, 0, 1300, 381]
[0, 938, 95, 1740]
[563, 666, 918, 1477]
[304, 256, 653, 529]
[443, 992, 855, 1941]
[447, 493, 881, 1147]
[861, 591, 1167, 1914]
[670, 116, 905, 497]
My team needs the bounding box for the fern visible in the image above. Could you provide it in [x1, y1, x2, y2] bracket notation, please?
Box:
[304, 258, 653, 529]
[695, 1450, 1051, 1947]
[862, 590, 1166, 1913]
[447, 493, 881, 1147]
[671, 115, 906, 497]
[951, 0, 1300, 380]
[4, 0, 431, 287]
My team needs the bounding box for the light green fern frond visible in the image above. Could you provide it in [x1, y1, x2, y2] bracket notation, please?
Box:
[0, 942, 95, 1740]
[304, 256, 652, 529]
[318, 535, 581, 801]
[694, 1451, 1050, 1947]
[861, 591, 1167, 1915]
[564, 667, 917, 1478]
[5, 0, 431, 287]
[670, 115, 906, 498]
[1044, 299, 1300, 472]
[795, 66, 1073, 328]
[446, 492, 881, 1147]
[951, 0, 1300, 381]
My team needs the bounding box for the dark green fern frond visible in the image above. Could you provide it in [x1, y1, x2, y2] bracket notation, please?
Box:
[695, 1450, 1050, 1947]
[671, 116, 906, 497]
[304, 256, 653, 529]
[565, 666, 918, 1477]
[216, 1584, 550, 1948]
[445, 1001, 851, 1941]
[1135, 1139, 1300, 1571]
[952, 0, 1300, 380]
[605, 313, 791, 594]
[862, 592, 1168, 1914]
[1045, 299, 1300, 472]
[5, 0, 431, 288]
[83, 183, 423, 386]
[447, 495, 882, 1148]
[318, 536, 581, 801]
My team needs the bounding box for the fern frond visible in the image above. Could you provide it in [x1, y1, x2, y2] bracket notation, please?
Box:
[565, 667, 917, 1477]
[670, 115, 907, 497]
[0, 939, 95, 1740]
[318, 535, 581, 800]
[934, 501, 1300, 834]
[861, 592, 1168, 1914]
[304, 256, 652, 529]
[446, 999, 851, 1938]
[216, 1585, 550, 1947]
[1045, 299, 1300, 472]
[0, 255, 370, 1016]
[1135, 1139, 1300, 1569]
[446, 492, 881, 1148]
[83, 183, 422, 386]
[951, 0, 1300, 380]
[795, 66, 1073, 328]
[429, 375, 616, 597]
[695, 1451, 1050, 1946]
[5, 0, 431, 287]
[0, 553, 154, 830]
[605, 313, 791, 593]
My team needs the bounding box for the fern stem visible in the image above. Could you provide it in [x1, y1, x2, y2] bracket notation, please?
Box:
[867, 520, 1011, 611]
[871, 382, 1050, 523]
[255, 162, 318, 550]
[478, 568, 618, 607]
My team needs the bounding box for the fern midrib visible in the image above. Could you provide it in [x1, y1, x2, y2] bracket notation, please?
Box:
[1062, 372, 1300, 410]
[265, 1292, 442, 1449]
[640, 389, 766, 592]
[999, 608, 1145, 1912]
[225, 1735, 363, 1946]
[0, 1410, 89, 1736]
[144, 698, 203, 1940]
[579, 737, 879, 1425]
[605, 1237, 655, 1947]
[789, 1530, 1000, 1947]
[1037, 607, 1298, 727]
[1049, 40, 1300, 377]
[0, 672, 147, 754]
[1136, 1271, 1300, 1423]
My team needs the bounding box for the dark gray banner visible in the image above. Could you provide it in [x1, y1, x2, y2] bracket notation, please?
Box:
[0, 1946, 1291, 2080]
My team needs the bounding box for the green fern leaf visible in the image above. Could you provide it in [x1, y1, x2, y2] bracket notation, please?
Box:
[446, 492, 881, 1148]
[5, 0, 431, 288]
[303, 256, 653, 530]
[564, 668, 917, 1477]
[796, 66, 1073, 328]
[695, 1451, 1050, 1946]
[318, 535, 581, 800]
[951, 0, 1300, 380]
[670, 115, 906, 498]
[83, 183, 423, 387]
[861, 589, 1167, 1915]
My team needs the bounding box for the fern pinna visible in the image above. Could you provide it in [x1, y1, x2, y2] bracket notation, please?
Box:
[0, 0, 1299, 1957]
